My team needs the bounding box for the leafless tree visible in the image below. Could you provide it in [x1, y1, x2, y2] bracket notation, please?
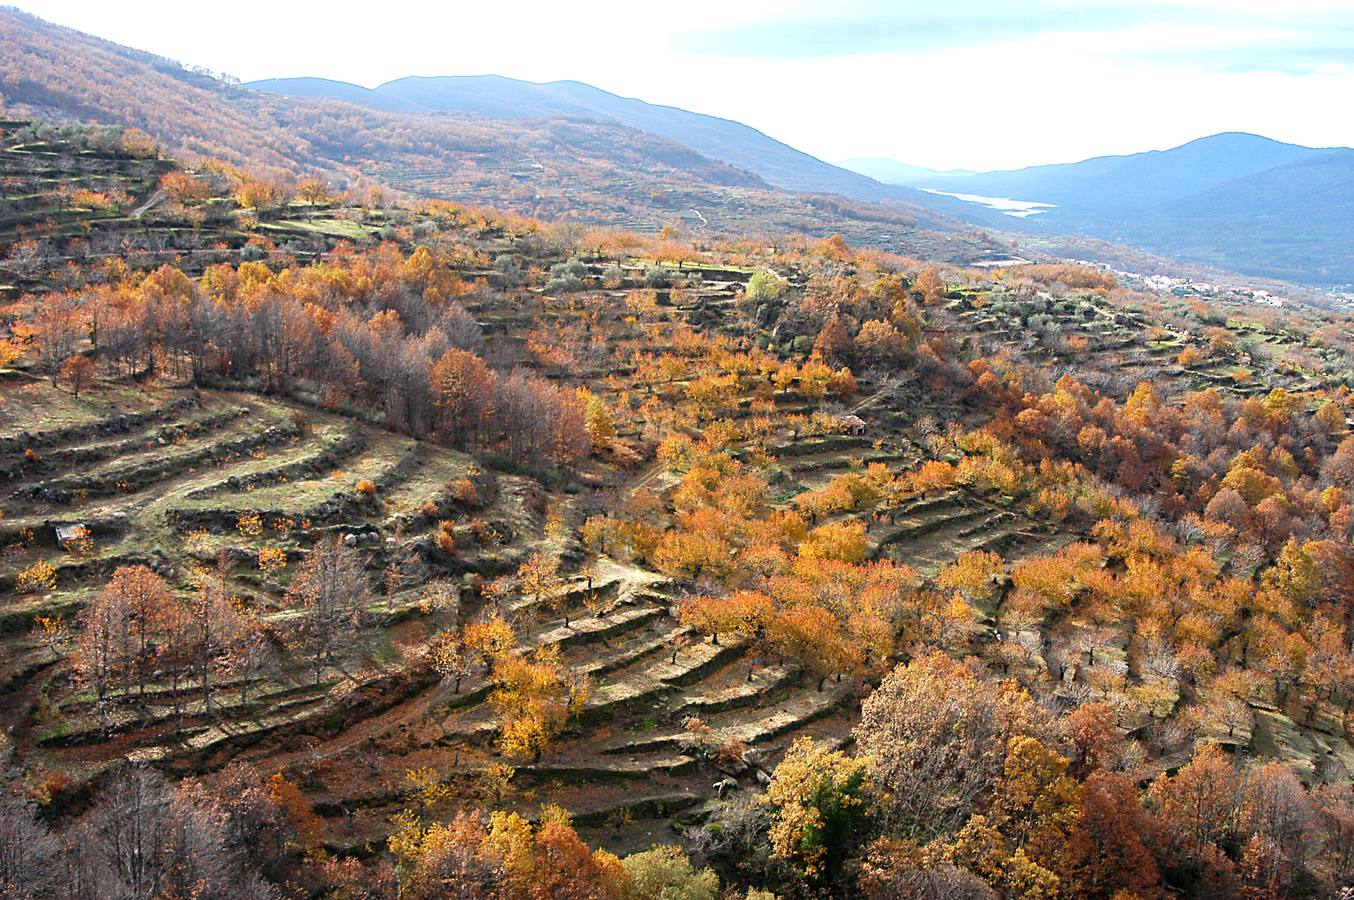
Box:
[0, 799, 59, 895]
[68, 764, 275, 899]
[284, 535, 370, 684]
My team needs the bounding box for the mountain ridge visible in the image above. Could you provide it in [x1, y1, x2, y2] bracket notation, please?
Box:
[907, 132, 1354, 283]
[0, 8, 1019, 267]
[5, 6, 1350, 284]
[837, 157, 975, 184]
[919, 132, 1341, 210]
[244, 72, 1009, 221]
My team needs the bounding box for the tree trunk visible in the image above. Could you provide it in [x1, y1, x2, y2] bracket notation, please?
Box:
[202, 617, 213, 717]
[203, 661, 212, 718]
[138, 622, 148, 697]
[173, 671, 183, 734]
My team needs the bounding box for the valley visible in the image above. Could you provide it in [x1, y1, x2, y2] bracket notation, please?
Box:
[2, 5, 1354, 898]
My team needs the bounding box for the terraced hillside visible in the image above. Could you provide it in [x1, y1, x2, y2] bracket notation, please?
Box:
[0, 371, 1084, 856]
[939, 278, 1354, 399]
[8, 122, 1354, 898]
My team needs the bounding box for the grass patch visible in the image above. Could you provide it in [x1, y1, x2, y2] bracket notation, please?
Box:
[261, 218, 375, 240]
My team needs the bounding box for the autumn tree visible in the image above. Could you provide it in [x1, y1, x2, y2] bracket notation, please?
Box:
[429, 628, 474, 693]
[1148, 742, 1242, 868]
[185, 582, 247, 717]
[1064, 770, 1161, 897]
[798, 521, 867, 563]
[73, 565, 176, 700]
[489, 644, 589, 763]
[621, 845, 719, 899]
[295, 176, 332, 206]
[855, 319, 911, 367]
[678, 590, 771, 649]
[392, 809, 501, 899]
[766, 736, 873, 888]
[1313, 782, 1354, 884]
[72, 764, 273, 899]
[578, 388, 617, 450]
[913, 267, 947, 304]
[235, 178, 289, 211]
[229, 613, 273, 707]
[854, 839, 992, 899]
[0, 799, 58, 895]
[465, 614, 517, 675]
[159, 170, 213, 202]
[854, 653, 1047, 840]
[532, 814, 624, 899]
[60, 353, 95, 397]
[35, 291, 82, 385]
[745, 270, 785, 303]
[429, 347, 496, 447]
[936, 550, 1005, 609]
[767, 604, 859, 690]
[812, 313, 853, 365]
[72, 575, 132, 705]
[988, 736, 1081, 882]
[518, 551, 568, 623]
[1238, 762, 1313, 896]
[283, 535, 370, 684]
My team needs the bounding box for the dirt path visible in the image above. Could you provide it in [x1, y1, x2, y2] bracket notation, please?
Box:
[130, 189, 165, 219]
[847, 376, 902, 415]
[624, 458, 666, 500]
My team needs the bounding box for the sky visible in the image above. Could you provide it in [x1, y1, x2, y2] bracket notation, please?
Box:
[10, 0, 1354, 171]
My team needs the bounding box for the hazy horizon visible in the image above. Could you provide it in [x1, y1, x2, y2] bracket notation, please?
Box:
[10, 0, 1354, 171]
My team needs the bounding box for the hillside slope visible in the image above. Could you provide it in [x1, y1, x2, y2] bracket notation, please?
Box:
[247, 76, 415, 112]
[0, 9, 1017, 265]
[247, 72, 1005, 222]
[372, 75, 901, 201]
[0, 9, 313, 174]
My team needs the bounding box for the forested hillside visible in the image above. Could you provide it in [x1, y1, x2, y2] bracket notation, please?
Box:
[4, 114, 1354, 898]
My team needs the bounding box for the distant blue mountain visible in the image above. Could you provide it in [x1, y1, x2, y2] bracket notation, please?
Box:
[837, 158, 974, 184]
[246, 77, 413, 112]
[919, 132, 1332, 212]
[916, 133, 1354, 283]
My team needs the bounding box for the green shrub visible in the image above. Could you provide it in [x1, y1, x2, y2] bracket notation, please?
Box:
[745, 270, 785, 302]
[547, 257, 589, 292]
